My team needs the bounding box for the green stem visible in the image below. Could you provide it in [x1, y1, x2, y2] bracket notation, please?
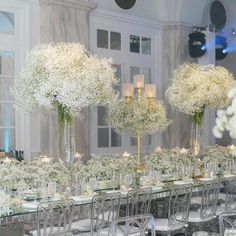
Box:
[193, 110, 204, 126]
[57, 103, 72, 127]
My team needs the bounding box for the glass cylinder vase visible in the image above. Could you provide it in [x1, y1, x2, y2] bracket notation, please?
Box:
[57, 106, 75, 166]
[190, 111, 204, 178]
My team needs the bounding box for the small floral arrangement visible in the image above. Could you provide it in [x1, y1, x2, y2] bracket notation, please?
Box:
[145, 147, 194, 174]
[108, 98, 170, 136]
[213, 88, 236, 139]
[166, 63, 235, 117]
[15, 43, 118, 122]
[200, 145, 235, 169]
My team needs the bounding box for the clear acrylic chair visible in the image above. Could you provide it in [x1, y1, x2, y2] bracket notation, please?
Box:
[217, 178, 236, 215]
[126, 187, 152, 217]
[152, 184, 193, 235]
[219, 212, 236, 236]
[30, 199, 75, 236]
[0, 222, 24, 236]
[111, 214, 155, 236]
[74, 192, 121, 236]
[188, 180, 220, 233]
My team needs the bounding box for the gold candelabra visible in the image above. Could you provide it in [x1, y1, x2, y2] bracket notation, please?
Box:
[122, 75, 157, 183]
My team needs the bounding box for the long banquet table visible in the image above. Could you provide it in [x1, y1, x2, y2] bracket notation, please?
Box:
[0, 176, 231, 225]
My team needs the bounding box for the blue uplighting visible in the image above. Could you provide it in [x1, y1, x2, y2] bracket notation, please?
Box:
[4, 128, 9, 152]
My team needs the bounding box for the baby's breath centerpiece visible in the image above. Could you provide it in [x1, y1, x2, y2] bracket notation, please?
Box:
[15, 43, 118, 165]
[108, 75, 169, 186]
[166, 63, 235, 177]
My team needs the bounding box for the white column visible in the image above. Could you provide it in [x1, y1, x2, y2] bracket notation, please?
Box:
[198, 30, 216, 146]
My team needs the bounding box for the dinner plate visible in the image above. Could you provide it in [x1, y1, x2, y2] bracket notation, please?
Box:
[151, 186, 163, 191]
[174, 180, 193, 185]
[22, 201, 39, 210]
[70, 195, 93, 202]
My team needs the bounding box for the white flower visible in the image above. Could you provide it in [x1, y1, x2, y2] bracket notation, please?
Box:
[212, 126, 223, 139]
[166, 63, 235, 115]
[14, 43, 118, 117]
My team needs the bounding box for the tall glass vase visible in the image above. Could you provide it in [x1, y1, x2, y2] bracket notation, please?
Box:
[57, 105, 75, 166]
[191, 111, 204, 178]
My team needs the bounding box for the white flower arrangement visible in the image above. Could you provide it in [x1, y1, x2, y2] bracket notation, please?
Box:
[213, 88, 236, 139]
[145, 148, 194, 174]
[166, 63, 235, 116]
[108, 98, 170, 136]
[15, 43, 118, 120]
[200, 145, 235, 169]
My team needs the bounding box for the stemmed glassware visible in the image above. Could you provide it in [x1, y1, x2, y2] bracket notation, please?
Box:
[48, 182, 57, 199]
[89, 177, 97, 193]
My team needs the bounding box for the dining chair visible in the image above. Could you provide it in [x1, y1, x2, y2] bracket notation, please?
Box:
[0, 222, 24, 236]
[126, 187, 152, 217]
[73, 192, 121, 236]
[219, 212, 236, 236]
[217, 177, 236, 215]
[111, 214, 155, 236]
[151, 184, 193, 235]
[29, 199, 75, 236]
[188, 180, 220, 233]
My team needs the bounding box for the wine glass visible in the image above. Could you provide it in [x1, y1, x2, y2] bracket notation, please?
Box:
[124, 174, 133, 189]
[48, 182, 57, 198]
[89, 178, 97, 193]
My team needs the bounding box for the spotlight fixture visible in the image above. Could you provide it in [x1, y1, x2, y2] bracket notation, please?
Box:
[189, 31, 207, 58]
[215, 35, 227, 60]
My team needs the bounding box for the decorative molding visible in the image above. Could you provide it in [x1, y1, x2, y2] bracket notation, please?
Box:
[39, 0, 96, 11]
[91, 8, 192, 31]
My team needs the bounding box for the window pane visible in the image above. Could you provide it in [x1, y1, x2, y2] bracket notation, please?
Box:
[97, 29, 108, 49]
[130, 66, 140, 83]
[141, 67, 152, 84]
[0, 78, 14, 101]
[110, 32, 121, 50]
[141, 37, 151, 55]
[130, 137, 137, 146]
[98, 128, 109, 147]
[0, 128, 15, 152]
[130, 35, 140, 53]
[111, 128, 122, 147]
[97, 106, 107, 126]
[0, 51, 15, 76]
[0, 103, 15, 127]
[0, 11, 14, 35]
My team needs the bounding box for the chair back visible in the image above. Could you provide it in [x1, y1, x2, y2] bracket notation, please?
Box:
[91, 192, 121, 235]
[168, 184, 193, 229]
[37, 199, 75, 236]
[0, 222, 24, 236]
[224, 177, 236, 211]
[111, 214, 155, 236]
[126, 187, 152, 216]
[219, 212, 236, 236]
[200, 180, 220, 220]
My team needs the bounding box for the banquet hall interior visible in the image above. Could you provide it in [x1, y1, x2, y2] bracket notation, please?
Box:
[2, 0, 236, 235]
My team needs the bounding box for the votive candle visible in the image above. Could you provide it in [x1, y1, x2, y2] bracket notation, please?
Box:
[134, 75, 144, 89]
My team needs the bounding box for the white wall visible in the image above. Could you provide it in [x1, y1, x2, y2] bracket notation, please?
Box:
[89, 0, 211, 24]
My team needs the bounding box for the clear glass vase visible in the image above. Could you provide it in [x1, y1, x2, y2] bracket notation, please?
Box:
[190, 111, 204, 177]
[57, 107, 75, 166]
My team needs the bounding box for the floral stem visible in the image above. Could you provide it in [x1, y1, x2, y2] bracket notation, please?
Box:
[193, 110, 204, 126]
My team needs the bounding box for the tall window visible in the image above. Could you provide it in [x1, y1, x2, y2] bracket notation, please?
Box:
[90, 15, 157, 155]
[0, 11, 15, 152]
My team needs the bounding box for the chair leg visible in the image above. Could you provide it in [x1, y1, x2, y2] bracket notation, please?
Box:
[184, 227, 188, 236]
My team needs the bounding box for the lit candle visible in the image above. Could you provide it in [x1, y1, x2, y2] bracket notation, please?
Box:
[122, 83, 134, 97]
[180, 148, 188, 155]
[41, 156, 50, 163]
[74, 152, 82, 159]
[134, 75, 144, 89]
[155, 146, 162, 153]
[123, 151, 130, 158]
[228, 144, 235, 151]
[3, 156, 11, 164]
[145, 84, 156, 98]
